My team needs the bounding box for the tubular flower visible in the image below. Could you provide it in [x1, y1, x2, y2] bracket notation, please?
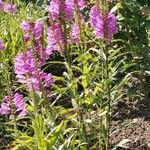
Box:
[47, 24, 64, 52]
[20, 20, 49, 62]
[89, 6, 118, 42]
[0, 93, 27, 118]
[77, 0, 86, 10]
[107, 11, 118, 41]
[0, 0, 3, 10]
[3, 3, 17, 14]
[14, 50, 38, 84]
[0, 1, 17, 14]
[33, 21, 49, 62]
[89, 6, 104, 38]
[33, 20, 44, 40]
[0, 39, 4, 51]
[64, 0, 86, 21]
[20, 21, 32, 32]
[23, 33, 31, 43]
[64, 0, 74, 21]
[71, 23, 80, 43]
[15, 51, 53, 92]
[16, 20, 54, 93]
[48, 0, 60, 21]
[27, 72, 53, 92]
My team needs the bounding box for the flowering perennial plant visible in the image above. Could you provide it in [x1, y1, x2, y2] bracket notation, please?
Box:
[0, 1, 122, 149]
[47, 24, 65, 52]
[48, 0, 60, 21]
[64, 0, 86, 21]
[47, 0, 86, 50]
[15, 20, 53, 93]
[90, 6, 117, 42]
[26, 71, 53, 92]
[0, 93, 27, 118]
[71, 23, 80, 43]
[0, 0, 16, 14]
[48, 0, 86, 21]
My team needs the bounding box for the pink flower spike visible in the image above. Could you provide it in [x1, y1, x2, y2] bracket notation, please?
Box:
[47, 24, 64, 52]
[89, 6, 118, 42]
[48, 0, 60, 20]
[64, 0, 75, 21]
[0, 39, 4, 51]
[89, 6, 104, 38]
[77, 0, 86, 10]
[3, 3, 17, 14]
[20, 21, 31, 32]
[107, 11, 118, 40]
[34, 20, 44, 39]
[71, 23, 79, 43]
[0, 93, 27, 118]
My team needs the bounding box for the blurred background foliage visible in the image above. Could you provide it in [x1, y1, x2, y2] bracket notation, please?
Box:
[115, 0, 150, 102]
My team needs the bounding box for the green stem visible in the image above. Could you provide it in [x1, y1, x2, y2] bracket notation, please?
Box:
[105, 47, 111, 150]
[79, 107, 90, 150]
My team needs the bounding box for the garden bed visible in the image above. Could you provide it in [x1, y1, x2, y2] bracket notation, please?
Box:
[110, 100, 150, 150]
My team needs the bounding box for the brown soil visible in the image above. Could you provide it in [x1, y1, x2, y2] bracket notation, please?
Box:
[110, 100, 150, 150]
[0, 134, 11, 150]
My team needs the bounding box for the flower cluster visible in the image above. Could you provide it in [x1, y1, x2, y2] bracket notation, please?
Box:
[0, 93, 27, 119]
[20, 20, 50, 63]
[27, 71, 53, 92]
[0, 0, 16, 14]
[64, 0, 86, 21]
[0, 39, 4, 51]
[47, 24, 65, 52]
[47, 0, 86, 50]
[71, 23, 80, 43]
[15, 21, 53, 93]
[90, 6, 117, 42]
[48, 0, 60, 21]
[48, 0, 86, 21]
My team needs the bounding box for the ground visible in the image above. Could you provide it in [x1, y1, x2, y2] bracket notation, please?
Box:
[110, 100, 150, 150]
[0, 100, 150, 150]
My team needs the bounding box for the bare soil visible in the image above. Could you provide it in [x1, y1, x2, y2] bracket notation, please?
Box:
[110, 100, 150, 150]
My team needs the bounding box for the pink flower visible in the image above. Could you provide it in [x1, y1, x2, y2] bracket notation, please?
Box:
[47, 24, 64, 52]
[48, 0, 60, 20]
[0, 93, 27, 118]
[89, 6, 118, 42]
[0, 102, 10, 114]
[0, 39, 4, 51]
[33, 20, 44, 40]
[107, 11, 118, 41]
[14, 50, 38, 85]
[27, 72, 53, 92]
[15, 50, 53, 92]
[71, 23, 79, 43]
[64, 0, 86, 21]
[89, 6, 104, 38]
[20, 21, 31, 32]
[77, 0, 86, 10]
[23, 33, 31, 43]
[16, 19, 54, 93]
[0, 0, 3, 10]
[64, 0, 74, 21]
[3, 3, 17, 14]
